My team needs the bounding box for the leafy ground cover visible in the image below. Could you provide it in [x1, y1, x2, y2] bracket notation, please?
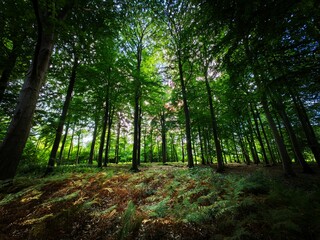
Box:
[1, 163, 320, 240]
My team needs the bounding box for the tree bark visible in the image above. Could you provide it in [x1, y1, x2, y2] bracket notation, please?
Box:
[271, 94, 313, 173]
[46, 53, 78, 173]
[98, 89, 110, 168]
[67, 124, 75, 162]
[0, 0, 73, 180]
[204, 71, 224, 171]
[251, 104, 269, 165]
[58, 119, 70, 165]
[149, 127, 153, 162]
[246, 115, 260, 164]
[160, 109, 167, 164]
[256, 106, 277, 165]
[290, 89, 320, 166]
[178, 53, 193, 168]
[115, 114, 121, 164]
[88, 116, 99, 165]
[75, 132, 81, 164]
[131, 43, 142, 172]
[261, 94, 295, 176]
[104, 105, 114, 166]
[137, 105, 142, 165]
[181, 132, 185, 163]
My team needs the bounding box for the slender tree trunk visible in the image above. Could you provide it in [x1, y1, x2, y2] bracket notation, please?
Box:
[192, 136, 197, 165]
[88, 116, 99, 165]
[75, 132, 81, 164]
[256, 106, 277, 165]
[203, 129, 210, 164]
[247, 116, 260, 164]
[204, 71, 224, 171]
[160, 109, 167, 165]
[47, 54, 78, 173]
[171, 135, 178, 162]
[143, 127, 147, 163]
[58, 119, 70, 165]
[261, 95, 295, 176]
[149, 127, 153, 162]
[290, 89, 320, 166]
[251, 104, 269, 165]
[271, 95, 313, 173]
[178, 54, 193, 167]
[232, 133, 240, 163]
[98, 86, 110, 168]
[0, 0, 74, 180]
[115, 115, 121, 164]
[67, 124, 75, 162]
[104, 105, 114, 167]
[131, 44, 142, 172]
[181, 133, 185, 163]
[239, 134, 250, 165]
[157, 140, 161, 162]
[137, 105, 142, 166]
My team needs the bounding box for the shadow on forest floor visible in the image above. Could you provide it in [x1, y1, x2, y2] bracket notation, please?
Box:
[1, 162, 320, 240]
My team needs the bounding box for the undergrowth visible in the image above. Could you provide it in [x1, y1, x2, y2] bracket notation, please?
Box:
[1, 164, 320, 239]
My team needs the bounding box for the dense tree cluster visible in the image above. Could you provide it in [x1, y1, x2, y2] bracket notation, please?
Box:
[0, 0, 319, 180]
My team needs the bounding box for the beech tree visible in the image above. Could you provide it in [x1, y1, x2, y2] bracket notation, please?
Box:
[0, 0, 75, 180]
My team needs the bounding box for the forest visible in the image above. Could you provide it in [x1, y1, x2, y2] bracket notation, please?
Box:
[0, 0, 320, 239]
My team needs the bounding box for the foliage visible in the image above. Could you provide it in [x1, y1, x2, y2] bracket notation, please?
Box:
[1, 164, 320, 239]
[118, 201, 143, 240]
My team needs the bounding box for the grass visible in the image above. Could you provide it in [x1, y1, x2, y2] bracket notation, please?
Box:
[1, 162, 320, 239]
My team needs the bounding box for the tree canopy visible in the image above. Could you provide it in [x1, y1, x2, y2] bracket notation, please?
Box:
[0, 0, 319, 178]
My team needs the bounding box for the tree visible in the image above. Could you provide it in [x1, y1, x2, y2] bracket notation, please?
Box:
[164, 0, 199, 168]
[0, 0, 75, 181]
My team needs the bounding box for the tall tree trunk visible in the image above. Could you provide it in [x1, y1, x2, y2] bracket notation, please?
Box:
[98, 90, 110, 168]
[178, 54, 193, 168]
[203, 129, 210, 164]
[46, 53, 78, 173]
[160, 109, 167, 165]
[290, 89, 320, 166]
[246, 116, 260, 164]
[0, 0, 74, 180]
[131, 44, 142, 172]
[88, 116, 99, 165]
[58, 119, 70, 165]
[149, 127, 153, 162]
[143, 126, 147, 163]
[271, 94, 313, 173]
[256, 106, 277, 165]
[115, 114, 121, 164]
[104, 105, 114, 166]
[181, 132, 185, 163]
[232, 133, 240, 163]
[251, 104, 269, 165]
[137, 105, 142, 166]
[239, 134, 250, 165]
[67, 124, 75, 162]
[75, 132, 81, 164]
[192, 135, 197, 165]
[261, 94, 295, 176]
[204, 71, 224, 171]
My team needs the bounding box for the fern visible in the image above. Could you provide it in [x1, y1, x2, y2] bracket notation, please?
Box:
[118, 201, 142, 240]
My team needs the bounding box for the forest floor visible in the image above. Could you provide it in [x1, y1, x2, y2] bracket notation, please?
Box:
[1, 162, 320, 240]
